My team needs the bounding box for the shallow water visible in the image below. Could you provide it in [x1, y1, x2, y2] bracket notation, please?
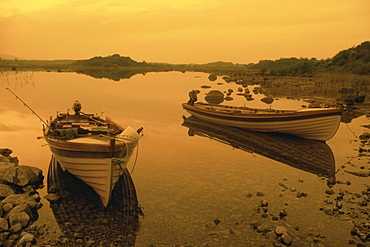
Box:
[1, 71, 369, 246]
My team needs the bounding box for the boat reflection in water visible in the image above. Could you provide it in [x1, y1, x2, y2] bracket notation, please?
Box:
[182, 116, 336, 179]
[46, 156, 142, 246]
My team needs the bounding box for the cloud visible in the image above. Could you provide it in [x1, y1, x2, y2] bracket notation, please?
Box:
[0, 110, 41, 132]
[0, 123, 14, 131]
[0, 0, 76, 17]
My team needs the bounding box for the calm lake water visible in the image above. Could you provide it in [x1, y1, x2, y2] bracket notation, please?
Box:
[1, 71, 369, 247]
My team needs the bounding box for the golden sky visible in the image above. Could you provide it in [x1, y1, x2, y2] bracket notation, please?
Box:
[1, 0, 369, 64]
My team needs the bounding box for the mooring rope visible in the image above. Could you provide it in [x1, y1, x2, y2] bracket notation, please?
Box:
[130, 142, 139, 175]
[336, 122, 367, 174]
[335, 156, 356, 174]
[345, 123, 360, 140]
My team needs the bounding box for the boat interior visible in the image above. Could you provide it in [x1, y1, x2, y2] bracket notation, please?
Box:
[193, 102, 297, 114]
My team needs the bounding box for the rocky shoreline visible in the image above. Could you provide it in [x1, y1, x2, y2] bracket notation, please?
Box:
[0, 148, 44, 247]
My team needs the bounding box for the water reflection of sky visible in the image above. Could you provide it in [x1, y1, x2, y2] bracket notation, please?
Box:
[0, 70, 366, 180]
[1, 71, 369, 246]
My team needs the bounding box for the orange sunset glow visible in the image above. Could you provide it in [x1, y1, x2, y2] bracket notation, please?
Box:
[1, 0, 369, 63]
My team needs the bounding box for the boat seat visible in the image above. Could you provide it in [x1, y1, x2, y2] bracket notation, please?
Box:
[54, 128, 79, 140]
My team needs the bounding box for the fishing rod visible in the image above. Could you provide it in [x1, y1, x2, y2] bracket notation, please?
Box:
[5, 87, 50, 128]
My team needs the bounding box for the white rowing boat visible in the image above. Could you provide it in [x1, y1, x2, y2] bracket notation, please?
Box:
[43, 101, 143, 207]
[182, 101, 342, 141]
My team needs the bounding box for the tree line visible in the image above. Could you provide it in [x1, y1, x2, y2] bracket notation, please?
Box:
[71, 41, 369, 76]
[1, 41, 369, 77]
[249, 41, 370, 76]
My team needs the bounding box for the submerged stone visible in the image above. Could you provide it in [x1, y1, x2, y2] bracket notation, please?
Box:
[281, 232, 292, 245]
[279, 209, 288, 218]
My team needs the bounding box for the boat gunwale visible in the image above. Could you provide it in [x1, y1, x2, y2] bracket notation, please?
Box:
[182, 103, 343, 122]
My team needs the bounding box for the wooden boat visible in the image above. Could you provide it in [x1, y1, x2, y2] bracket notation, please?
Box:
[43, 101, 143, 207]
[182, 116, 336, 179]
[182, 101, 343, 141]
[46, 156, 141, 245]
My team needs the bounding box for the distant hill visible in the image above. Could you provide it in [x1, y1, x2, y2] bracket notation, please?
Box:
[72, 54, 146, 67]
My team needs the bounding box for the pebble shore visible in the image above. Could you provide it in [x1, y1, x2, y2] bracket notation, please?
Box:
[0, 148, 44, 247]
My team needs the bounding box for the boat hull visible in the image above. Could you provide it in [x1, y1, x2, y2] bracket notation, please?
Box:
[183, 103, 342, 141]
[45, 127, 140, 207]
[51, 154, 122, 207]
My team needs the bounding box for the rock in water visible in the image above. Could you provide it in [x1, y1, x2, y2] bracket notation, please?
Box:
[281, 232, 292, 245]
[44, 193, 61, 202]
[3, 165, 43, 187]
[205, 90, 224, 104]
[208, 74, 217, 81]
[279, 209, 288, 218]
[275, 226, 287, 235]
[0, 149, 13, 156]
[261, 97, 274, 104]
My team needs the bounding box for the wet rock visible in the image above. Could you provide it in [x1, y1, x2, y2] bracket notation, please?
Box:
[2, 203, 12, 213]
[336, 201, 343, 209]
[278, 182, 288, 190]
[3, 165, 43, 187]
[325, 189, 335, 195]
[359, 132, 370, 140]
[279, 210, 288, 218]
[2, 193, 41, 209]
[281, 232, 292, 245]
[0, 218, 9, 231]
[256, 192, 265, 197]
[289, 187, 297, 192]
[205, 90, 224, 104]
[9, 222, 23, 233]
[275, 226, 287, 235]
[272, 216, 279, 221]
[0, 184, 16, 198]
[257, 224, 271, 233]
[6, 203, 35, 221]
[17, 232, 35, 246]
[273, 240, 284, 247]
[261, 213, 269, 218]
[297, 192, 308, 198]
[260, 200, 268, 207]
[0, 149, 44, 246]
[261, 96, 274, 104]
[208, 74, 217, 81]
[323, 207, 334, 216]
[9, 211, 30, 228]
[359, 200, 368, 207]
[86, 239, 96, 246]
[44, 193, 61, 202]
[345, 170, 370, 177]
[250, 221, 260, 229]
[0, 149, 13, 156]
[245, 193, 253, 198]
